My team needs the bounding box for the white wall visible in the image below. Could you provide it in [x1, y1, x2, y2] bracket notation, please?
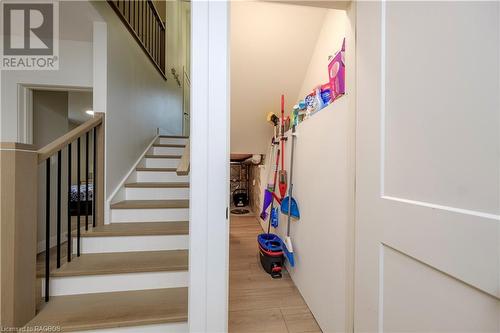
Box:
[91, 2, 183, 197]
[0, 39, 93, 142]
[230, 2, 327, 155]
[297, 10, 347, 99]
[252, 8, 355, 332]
[0, 1, 99, 142]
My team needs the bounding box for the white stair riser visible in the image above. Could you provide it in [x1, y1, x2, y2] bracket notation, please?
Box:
[152, 146, 185, 155]
[145, 158, 180, 168]
[125, 187, 189, 200]
[42, 271, 188, 297]
[74, 322, 188, 333]
[111, 208, 189, 222]
[136, 171, 189, 183]
[159, 138, 188, 145]
[73, 235, 188, 253]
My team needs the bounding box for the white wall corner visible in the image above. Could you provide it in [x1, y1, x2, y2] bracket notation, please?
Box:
[189, 1, 229, 332]
[93, 21, 107, 115]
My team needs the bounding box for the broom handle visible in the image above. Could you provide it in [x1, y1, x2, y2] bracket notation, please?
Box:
[286, 126, 295, 237]
[281, 95, 285, 169]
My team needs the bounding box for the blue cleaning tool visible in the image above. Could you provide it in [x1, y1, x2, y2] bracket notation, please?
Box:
[270, 207, 279, 228]
[280, 196, 300, 219]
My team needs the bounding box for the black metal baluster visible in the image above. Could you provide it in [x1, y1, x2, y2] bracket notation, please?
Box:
[93, 128, 97, 228]
[148, 8, 153, 56]
[128, 0, 131, 23]
[45, 159, 50, 302]
[77, 137, 81, 257]
[85, 132, 89, 231]
[56, 151, 62, 268]
[67, 143, 72, 262]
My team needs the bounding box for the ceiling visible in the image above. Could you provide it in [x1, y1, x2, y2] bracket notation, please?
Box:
[230, 1, 327, 154]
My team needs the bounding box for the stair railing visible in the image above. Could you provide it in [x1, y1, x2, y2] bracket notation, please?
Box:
[107, 0, 166, 79]
[37, 113, 105, 302]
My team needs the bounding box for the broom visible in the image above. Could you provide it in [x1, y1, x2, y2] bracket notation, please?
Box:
[283, 124, 297, 266]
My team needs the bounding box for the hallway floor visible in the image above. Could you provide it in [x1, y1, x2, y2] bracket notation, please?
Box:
[229, 216, 321, 333]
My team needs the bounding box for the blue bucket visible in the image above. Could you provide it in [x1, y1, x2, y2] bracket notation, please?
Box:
[258, 233, 283, 252]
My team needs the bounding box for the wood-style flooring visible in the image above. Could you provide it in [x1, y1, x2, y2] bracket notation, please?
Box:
[229, 216, 321, 333]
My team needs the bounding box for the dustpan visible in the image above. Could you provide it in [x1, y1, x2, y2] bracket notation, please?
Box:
[280, 196, 300, 219]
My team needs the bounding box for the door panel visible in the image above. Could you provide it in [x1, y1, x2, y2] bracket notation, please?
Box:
[384, 2, 499, 214]
[355, 2, 500, 332]
[383, 246, 498, 332]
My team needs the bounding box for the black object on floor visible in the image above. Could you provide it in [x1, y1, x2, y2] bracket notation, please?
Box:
[231, 208, 250, 215]
[233, 189, 249, 207]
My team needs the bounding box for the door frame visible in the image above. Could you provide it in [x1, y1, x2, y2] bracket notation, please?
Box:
[17, 84, 93, 144]
[189, 1, 230, 332]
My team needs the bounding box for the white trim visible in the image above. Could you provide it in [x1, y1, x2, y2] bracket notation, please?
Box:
[381, 195, 500, 221]
[17, 84, 92, 144]
[105, 135, 159, 224]
[17, 85, 33, 144]
[379, 0, 386, 197]
[189, 1, 229, 332]
[378, 244, 385, 333]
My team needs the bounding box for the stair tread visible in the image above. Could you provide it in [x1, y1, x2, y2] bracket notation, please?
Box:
[145, 154, 181, 159]
[111, 200, 189, 209]
[136, 167, 178, 172]
[25, 288, 188, 332]
[125, 182, 190, 188]
[80, 221, 189, 237]
[39, 250, 188, 278]
[153, 144, 186, 148]
[159, 135, 189, 139]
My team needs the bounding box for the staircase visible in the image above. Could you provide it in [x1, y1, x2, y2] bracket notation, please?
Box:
[26, 135, 190, 333]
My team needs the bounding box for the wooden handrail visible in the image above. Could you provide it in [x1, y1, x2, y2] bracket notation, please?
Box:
[176, 139, 190, 176]
[37, 114, 103, 164]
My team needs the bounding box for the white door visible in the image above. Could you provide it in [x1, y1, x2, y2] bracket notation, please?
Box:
[355, 2, 500, 332]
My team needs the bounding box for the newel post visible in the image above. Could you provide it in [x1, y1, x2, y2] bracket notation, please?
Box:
[0, 143, 38, 328]
[95, 113, 105, 226]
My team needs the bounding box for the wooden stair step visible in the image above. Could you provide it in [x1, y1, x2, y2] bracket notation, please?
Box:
[24, 288, 188, 332]
[80, 221, 188, 237]
[125, 182, 189, 188]
[145, 154, 181, 159]
[136, 167, 177, 172]
[111, 200, 189, 209]
[38, 250, 188, 278]
[153, 144, 186, 148]
[159, 135, 189, 139]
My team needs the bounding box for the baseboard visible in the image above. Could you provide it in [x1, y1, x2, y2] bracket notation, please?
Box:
[105, 135, 160, 224]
